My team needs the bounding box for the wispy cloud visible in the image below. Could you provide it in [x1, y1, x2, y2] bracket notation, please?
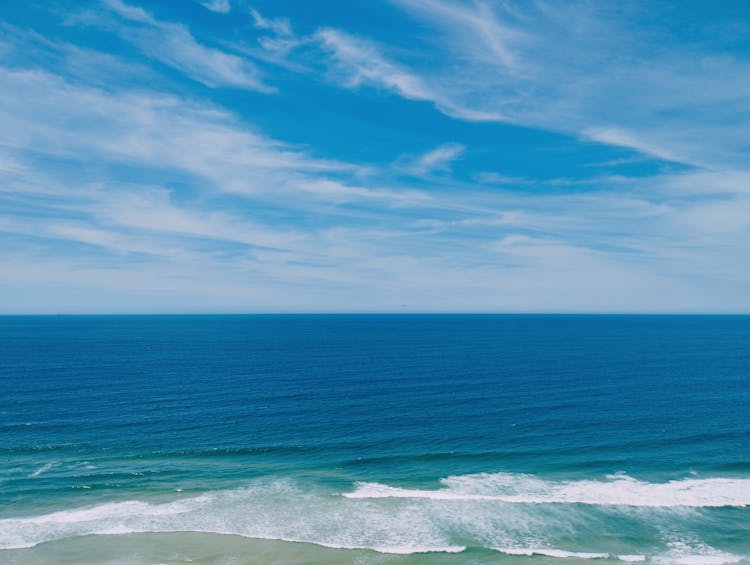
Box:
[315, 28, 434, 101]
[103, 0, 272, 91]
[315, 28, 502, 122]
[332, 0, 750, 170]
[0, 66, 359, 194]
[313, 27, 503, 121]
[582, 128, 682, 165]
[398, 143, 465, 176]
[474, 172, 531, 186]
[0, 58, 430, 270]
[200, 0, 230, 14]
[396, 0, 523, 69]
[247, 7, 304, 59]
[250, 8, 292, 36]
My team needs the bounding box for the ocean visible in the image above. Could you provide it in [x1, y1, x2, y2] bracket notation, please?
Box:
[1, 314, 748, 564]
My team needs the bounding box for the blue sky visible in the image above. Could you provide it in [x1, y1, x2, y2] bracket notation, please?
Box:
[1, 0, 749, 313]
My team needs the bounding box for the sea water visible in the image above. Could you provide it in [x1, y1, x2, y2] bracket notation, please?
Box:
[1, 314, 748, 564]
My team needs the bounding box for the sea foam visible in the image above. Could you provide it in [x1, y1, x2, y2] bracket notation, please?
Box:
[0, 480, 461, 554]
[1, 475, 748, 561]
[344, 473, 750, 507]
[494, 547, 611, 559]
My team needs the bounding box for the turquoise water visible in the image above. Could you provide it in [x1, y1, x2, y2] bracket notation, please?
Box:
[1, 315, 749, 564]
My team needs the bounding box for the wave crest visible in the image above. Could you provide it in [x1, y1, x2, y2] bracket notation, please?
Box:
[344, 473, 750, 507]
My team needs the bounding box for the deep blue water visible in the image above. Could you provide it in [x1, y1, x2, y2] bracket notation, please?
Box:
[1, 315, 749, 563]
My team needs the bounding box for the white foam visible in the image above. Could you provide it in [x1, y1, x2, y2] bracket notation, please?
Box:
[655, 539, 746, 565]
[345, 473, 750, 507]
[655, 553, 745, 565]
[672, 556, 744, 565]
[536, 550, 610, 559]
[0, 481, 464, 554]
[332, 543, 466, 555]
[344, 482, 478, 500]
[495, 547, 610, 559]
[2, 475, 748, 560]
[24, 496, 207, 525]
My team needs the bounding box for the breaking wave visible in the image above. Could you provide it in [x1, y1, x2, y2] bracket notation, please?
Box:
[345, 473, 750, 507]
[1, 473, 748, 562]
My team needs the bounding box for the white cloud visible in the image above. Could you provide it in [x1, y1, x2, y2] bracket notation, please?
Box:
[315, 28, 434, 101]
[333, 0, 750, 170]
[474, 172, 531, 186]
[398, 143, 465, 176]
[314, 27, 506, 122]
[657, 170, 750, 197]
[396, 0, 522, 69]
[104, 0, 271, 91]
[295, 179, 429, 205]
[416, 143, 464, 171]
[245, 7, 304, 59]
[582, 128, 684, 166]
[103, 0, 153, 24]
[0, 66, 361, 196]
[89, 188, 303, 250]
[0, 63, 430, 271]
[250, 8, 291, 37]
[201, 0, 230, 14]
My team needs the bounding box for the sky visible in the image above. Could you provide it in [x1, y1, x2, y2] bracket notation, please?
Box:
[0, 0, 749, 313]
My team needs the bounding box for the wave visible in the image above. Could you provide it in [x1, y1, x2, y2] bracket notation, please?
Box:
[495, 547, 621, 559]
[344, 472, 750, 507]
[0, 481, 462, 554]
[1, 475, 748, 561]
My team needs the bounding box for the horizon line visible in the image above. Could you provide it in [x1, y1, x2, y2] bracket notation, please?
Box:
[1, 312, 749, 317]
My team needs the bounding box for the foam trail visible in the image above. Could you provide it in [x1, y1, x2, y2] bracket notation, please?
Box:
[29, 462, 55, 478]
[495, 548, 745, 564]
[345, 473, 750, 507]
[339, 544, 465, 555]
[495, 547, 610, 559]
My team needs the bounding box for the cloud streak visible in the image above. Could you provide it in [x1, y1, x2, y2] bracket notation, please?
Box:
[398, 143, 465, 176]
[318, 0, 750, 169]
[200, 0, 230, 14]
[104, 0, 272, 91]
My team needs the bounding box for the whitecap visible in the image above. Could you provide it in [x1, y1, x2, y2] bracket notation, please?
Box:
[345, 473, 750, 507]
[494, 547, 610, 559]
